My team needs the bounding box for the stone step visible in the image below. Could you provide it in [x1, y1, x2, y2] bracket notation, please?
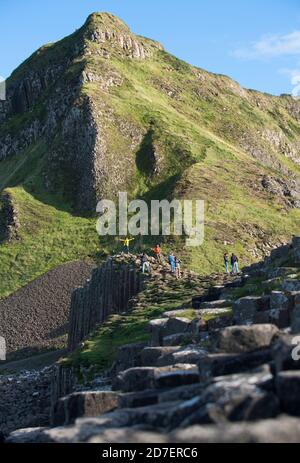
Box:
[156, 346, 208, 367]
[113, 342, 147, 373]
[52, 391, 119, 427]
[216, 324, 279, 354]
[162, 333, 194, 347]
[118, 389, 160, 409]
[200, 300, 232, 310]
[141, 347, 180, 366]
[148, 317, 194, 347]
[233, 296, 271, 325]
[198, 348, 273, 380]
[112, 364, 200, 393]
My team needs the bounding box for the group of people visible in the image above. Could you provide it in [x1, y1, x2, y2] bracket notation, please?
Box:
[119, 238, 182, 279]
[224, 252, 239, 274]
[140, 245, 182, 279]
[119, 236, 239, 277]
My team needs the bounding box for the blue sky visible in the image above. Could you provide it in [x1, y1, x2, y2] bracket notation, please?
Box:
[1, 0, 300, 95]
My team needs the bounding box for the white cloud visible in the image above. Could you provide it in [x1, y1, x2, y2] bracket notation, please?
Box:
[234, 31, 300, 60]
[280, 68, 300, 97]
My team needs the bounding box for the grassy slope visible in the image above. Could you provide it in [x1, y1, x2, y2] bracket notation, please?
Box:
[0, 13, 300, 300]
[82, 39, 300, 273]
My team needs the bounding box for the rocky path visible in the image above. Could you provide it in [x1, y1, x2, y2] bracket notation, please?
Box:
[6, 238, 300, 443]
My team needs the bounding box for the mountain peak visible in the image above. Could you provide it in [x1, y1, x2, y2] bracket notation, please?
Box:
[82, 12, 164, 59]
[84, 12, 131, 33]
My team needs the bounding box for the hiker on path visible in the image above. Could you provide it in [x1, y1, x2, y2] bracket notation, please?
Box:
[120, 237, 135, 254]
[231, 253, 239, 274]
[153, 244, 162, 264]
[168, 253, 176, 274]
[141, 253, 151, 274]
[224, 253, 229, 274]
[175, 256, 182, 280]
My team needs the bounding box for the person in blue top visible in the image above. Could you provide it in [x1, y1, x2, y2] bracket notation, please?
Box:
[168, 253, 176, 274]
[224, 253, 229, 274]
[231, 253, 239, 274]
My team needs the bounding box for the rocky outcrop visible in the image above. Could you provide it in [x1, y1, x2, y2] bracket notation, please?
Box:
[68, 256, 143, 351]
[0, 191, 20, 242]
[261, 175, 300, 209]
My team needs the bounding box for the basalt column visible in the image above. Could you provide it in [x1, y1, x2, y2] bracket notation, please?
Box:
[68, 259, 142, 351]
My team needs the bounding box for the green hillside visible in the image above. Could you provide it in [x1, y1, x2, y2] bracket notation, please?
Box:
[0, 12, 300, 299]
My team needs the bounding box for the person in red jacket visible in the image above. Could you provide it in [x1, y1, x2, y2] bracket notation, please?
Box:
[153, 244, 162, 264]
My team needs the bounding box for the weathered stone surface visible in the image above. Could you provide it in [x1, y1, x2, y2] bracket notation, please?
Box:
[113, 364, 199, 393]
[217, 325, 279, 354]
[206, 314, 234, 331]
[198, 348, 273, 380]
[292, 307, 300, 334]
[269, 245, 290, 264]
[156, 346, 208, 367]
[0, 191, 20, 243]
[282, 279, 300, 293]
[113, 342, 146, 373]
[6, 427, 51, 444]
[162, 333, 194, 347]
[291, 237, 300, 264]
[155, 365, 200, 389]
[118, 389, 160, 409]
[8, 416, 300, 443]
[171, 416, 300, 443]
[148, 319, 169, 347]
[158, 383, 207, 404]
[141, 347, 179, 366]
[253, 311, 271, 324]
[233, 297, 263, 324]
[53, 391, 119, 426]
[272, 334, 300, 373]
[112, 367, 156, 392]
[213, 364, 274, 391]
[179, 381, 279, 427]
[270, 291, 290, 310]
[268, 308, 290, 328]
[276, 371, 300, 415]
[267, 267, 299, 279]
[291, 292, 300, 334]
[88, 428, 168, 444]
[149, 318, 193, 347]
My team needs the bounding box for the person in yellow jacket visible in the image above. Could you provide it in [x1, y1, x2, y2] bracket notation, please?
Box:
[120, 237, 135, 254]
